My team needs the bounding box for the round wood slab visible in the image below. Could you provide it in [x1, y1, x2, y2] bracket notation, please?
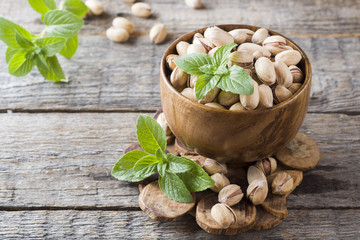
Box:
[252, 206, 283, 231]
[261, 193, 288, 219]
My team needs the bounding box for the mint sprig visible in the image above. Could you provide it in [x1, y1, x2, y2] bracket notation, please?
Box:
[173, 42, 254, 100]
[0, 0, 88, 82]
[112, 114, 215, 203]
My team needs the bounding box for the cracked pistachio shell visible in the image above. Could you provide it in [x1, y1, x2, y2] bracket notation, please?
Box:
[289, 65, 304, 83]
[198, 38, 215, 52]
[228, 29, 248, 44]
[210, 173, 230, 192]
[131, 2, 152, 18]
[176, 41, 190, 56]
[229, 102, 245, 111]
[272, 172, 294, 195]
[238, 43, 271, 59]
[112, 17, 134, 34]
[193, 33, 204, 44]
[255, 157, 277, 176]
[218, 184, 244, 206]
[246, 179, 268, 205]
[181, 88, 197, 102]
[85, 0, 104, 15]
[208, 46, 220, 57]
[262, 35, 291, 56]
[288, 83, 302, 94]
[185, 0, 202, 9]
[210, 203, 237, 228]
[247, 165, 267, 183]
[205, 102, 225, 109]
[218, 91, 239, 106]
[170, 66, 188, 90]
[188, 75, 197, 88]
[204, 26, 234, 47]
[166, 54, 178, 71]
[274, 85, 292, 103]
[275, 60, 293, 87]
[240, 80, 259, 110]
[187, 44, 207, 54]
[252, 28, 269, 45]
[157, 112, 172, 136]
[258, 84, 273, 108]
[199, 87, 220, 104]
[149, 23, 167, 44]
[230, 29, 254, 42]
[275, 50, 302, 66]
[229, 50, 253, 68]
[255, 57, 276, 85]
[106, 27, 129, 42]
[203, 158, 228, 175]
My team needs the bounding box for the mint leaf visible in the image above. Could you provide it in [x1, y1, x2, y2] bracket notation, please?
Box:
[60, 0, 89, 18]
[0, 17, 33, 48]
[34, 54, 50, 71]
[214, 65, 228, 75]
[44, 10, 84, 38]
[6, 48, 22, 64]
[212, 43, 237, 67]
[195, 74, 220, 100]
[15, 30, 34, 49]
[176, 157, 215, 192]
[155, 148, 166, 163]
[8, 50, 35, 77]
[173, 53, 212, 76]
[217, 65, 254, 95]
[199, 64, 216, 75]
[157, 162, 167, 177]
[36, 36, 67, 57]
[59, 35, 78, 58]
[133, 155, 159, 177]
[167, 154, 192, 173]
[136, 114, 167, 155]
[28, 0, 56, 15]
[159, 171, 193, 203]
[37, 55, 67, 82]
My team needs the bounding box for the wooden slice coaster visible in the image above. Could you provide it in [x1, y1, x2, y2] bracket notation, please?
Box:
[124, 142, 142, 153]
[275, 133, 321, 171]
[139, 181, 195, 222]
[196, 194, 256, 235]
[251, 206, 282, 231]
[267, 170, 303, 197]
[261, 193, 288, 219]
[183, 154, 207, 167]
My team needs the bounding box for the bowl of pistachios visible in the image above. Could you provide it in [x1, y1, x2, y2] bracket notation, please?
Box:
[160, 24, 311, 164]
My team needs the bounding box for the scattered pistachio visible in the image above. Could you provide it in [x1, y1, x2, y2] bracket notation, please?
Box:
[131, 2, 151, 18]
[246, 179, 268, 205]
[272, 172, 294, 195]
[210, 203, 237, 228]
[185, 0, 202, 9]
[203, 158, 228, 175]
[112, 17, 134, 34]
[106, 27, 129, 42]
[255, 157, 277, 176]
[210, 173, 230, 192]
[149, 23, 167, 44]
[156, 112, 172, 136]
[218, 184, 244, 206]
[85, 0, 104, 15]
[247, 165, 267, 183]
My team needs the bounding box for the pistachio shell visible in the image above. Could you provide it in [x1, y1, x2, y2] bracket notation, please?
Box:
[218, 184, 244, 206]
[187, 44, 207, 54]
[229, 102, 245, 111]
[218, 91, 239, 106]
[252, 28, 269, 45]
[106, 27, 129, 42]
[199, 87, 220, 104]
[289, 65, 304, 83]
[176, 41, 190, 56]
[255, 157, 277, 175]
[274, 85, 292, 103]
[238, 43, 271, 59]
[157, 112, 172, 136]
[166, 54, 178, 71]
[230, 29, 254, 42]
[229, 50, 253, 68]
[262, 35, 288, 56]
[210, 173, 230, 192]
[181, 88, 197, 101]
[112, 17, 134, 34]
[228, 29, 248, 44]
[208, 46, 220, 57]
[203, 158, 228, 175]
[85, 0, 104, 15]
[188, 75, 197, 88]
[240, 80, 259, 110]
[170, 66, 188, 90]
[246, 179, 268, 205]
[149, 23, 167, 44]
[271, 172, 294, 195]
[254, 57, 276, 85]
[275, 50, 302, 66]
[131, 2, 152, 18]
[204, 26, 234, 47]
[204, 102, 225, 109]
[258, 84, 273, 108]
[193, 33, 204, 44]
[185, 0, 202, 9]
[275, 60, 293, 87]
[247, 165, 267, 183]
[288, 83, 302, 94]
[210, 203, 237, 228]
[198, 38, 215, 52]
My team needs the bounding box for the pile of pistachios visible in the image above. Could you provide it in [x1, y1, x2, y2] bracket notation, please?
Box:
[166, 26, 305, 110]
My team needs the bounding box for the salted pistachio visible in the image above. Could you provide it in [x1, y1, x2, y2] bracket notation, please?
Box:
[205, 102, 225, 109]
[85, 0, 104, 15]
[156, 112, 172, 136]
[210, 203, 237, 228]
[181, 88, 197, 102]
[232, 29, 254, 42]
[288, 83, 302, 94]
[204, 26, 234, 47]
[185, 0, 202, 8]
[255, 157, 277, 176]
[228, 29, 248, 44]
[254, 57, 276, 85]
[229, 50, 253, 69]
[106, 27, 129, 42]
[240, 80, 259, 110]
[112, 17, 134, 34]
[131, 2, 152, 18]
[262, 35, 290, 56]
[199, 87, 220, 104]
[187, 44, 207, 54]
[274, 85, 292, 103]
[170, 66, 188, 90]
[203, 158, 228, 175]
[229, 102, 245, 111]
[258, 84, 273, 108]
[246, 179, 268, 205]
[238, 43, 271, 59]
[272, 172, 294, 195]
[187, 75, 197, 88]
[289, 65, 304, 83]
[275, 60, 293, 87]
[218, 91, 239, 106]
[275, 50, 302, 66]
[176, 41, 190, 56]
[218, 184, 244, 207]
[252, 28, 269, 45]
[149, 23, 167, 44]
[166, 54, 178, 71]
[193, 33, 204, 44]
[253, 50, 270, 60]
[210, 173, 230, 192]
[198, 38, 215, 52]
[247, 165, 267, 183]
[208, 46, 220, 57]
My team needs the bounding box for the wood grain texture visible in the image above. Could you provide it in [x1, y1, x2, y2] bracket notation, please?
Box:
[0, 112, 358, 209]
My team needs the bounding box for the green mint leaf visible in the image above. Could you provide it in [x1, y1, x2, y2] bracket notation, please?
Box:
[214, 65, 228, 75]
[6, 48, 22, 64]
[44, 10, 84, 38]
[133, 155, 159, 178]
[167, 154, 192, 173]
[157, 162, 167, 177]
[212, 43, 237, 67]
[37, 55, 68, 82]
[195, 74, 220, 100]
[155, 148, 167, 163]
[176, 157, 215, 192]
[34, 54, 50, 71]
[59, 35, 78, 58]
[36, 36, 67, 57]
[28, 0, 56, 15]
[0, 17, 33, 48]
[15, 30, 34, 49]
[159, 171, 193, 203]
[199, 64, 216, 75]
[60, 0, 89, 18]
[173, 53, 212, 76]
[217, 65, 254, 95]
[136, 114, 167, 155]
[8, 50, 35, 77]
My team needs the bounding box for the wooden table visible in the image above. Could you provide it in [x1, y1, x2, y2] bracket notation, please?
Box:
[0, 0, 359, 239]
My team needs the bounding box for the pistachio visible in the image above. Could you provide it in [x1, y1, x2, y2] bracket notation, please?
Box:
[218, 91, 239, 106]
[247, 165, 267, 183]
[255, 157, 277, 176]
[289, 65, 304, 83]
[106, 27, 129, 42]
[252, 28, 269, 45]
[231, 29, 254, 42]
[198, 38, 215, 52]
[193, 33, 204, 44]
[253, 50, 269, 60]
[131, 2, 152, 18]
[274, 85, 292, 103]
[112, 17, 134, 34]
[203, 158, 228, 175]
[272, 172, 294, 195]
[188, 75, 197, 88]
[205, 102, 225, 109]
[85, 0, 104, 15]
[275, 60, 293, 87]
[254, 57, 276, 85]
[208, 46, 220, 57]
[246, 179, 268, 205]
[229, 50, 253, 69]
[238, 43, 271, 59]
[210, 173, 230, 192]
[229, 102, 245, 111]
[170, 66, 188, 90]
[204, 26, 234, 47]
[156, 112, 172, 136]
[149, 23, 167, 44]
[187, 44, 207, 54]
[262, 35, 289, 56]
[219, 184, 244, 206]
[199, 87, 220, 104]
[240, 80, 259, 110]
[176, 41, 190, 56]
[258, 84, 273, 108]
[210, 203, 237, 228]
[166, 54, 178, 71]
[275, 50, 302, 66]
[181, 88, 197, 101]
[185, 0, 202, 9]
[288, 83, 302, 94]
[228, 29, 248, 44]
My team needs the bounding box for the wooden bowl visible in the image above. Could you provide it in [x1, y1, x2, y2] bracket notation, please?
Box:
[160, 24, 312, 164]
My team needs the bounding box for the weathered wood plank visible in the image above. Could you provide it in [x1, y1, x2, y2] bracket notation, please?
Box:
[0, 209, 359, 239]
[0, 36, 359, 112]
[0, 112, 359, 208]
